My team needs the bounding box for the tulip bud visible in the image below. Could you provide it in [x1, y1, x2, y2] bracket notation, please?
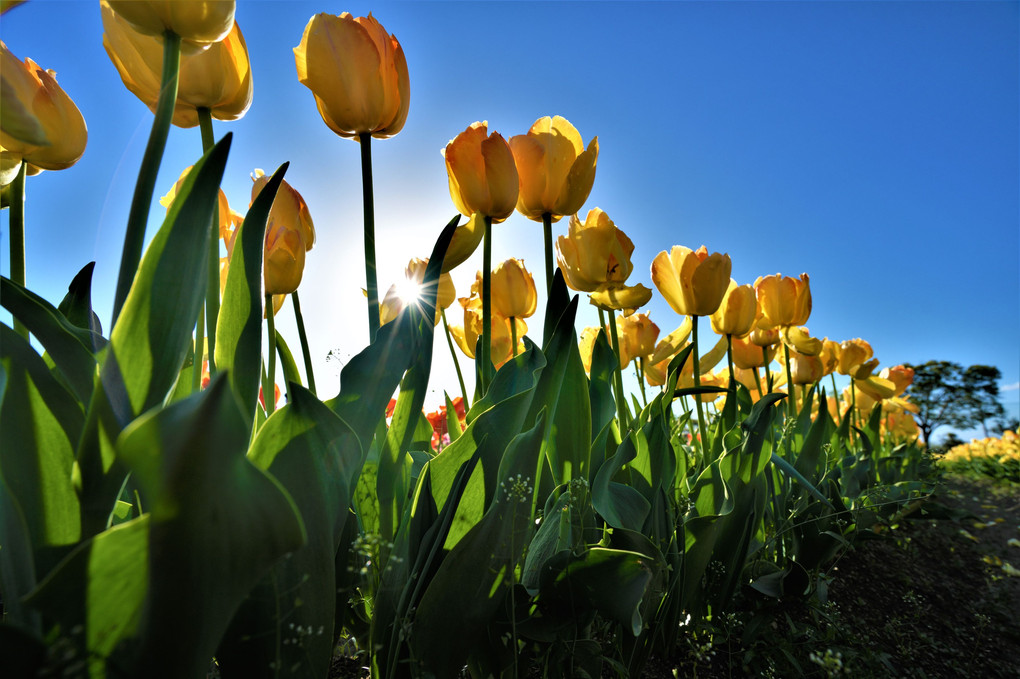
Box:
[444, 121, 519, 222]
[252, 169, 315, 295]
[294, 12, 409, 139]
[510, 116, 598, 222]
[0, 42, 87, 173]
[485, 258, 537, 320]
[651, 245, 732, 317]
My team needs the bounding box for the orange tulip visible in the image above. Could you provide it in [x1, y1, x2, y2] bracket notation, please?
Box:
[837, 338, 878, 379]
[444, 121, 518, 222]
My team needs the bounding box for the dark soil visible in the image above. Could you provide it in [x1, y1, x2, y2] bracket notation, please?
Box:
[329, 475, 1020, 678]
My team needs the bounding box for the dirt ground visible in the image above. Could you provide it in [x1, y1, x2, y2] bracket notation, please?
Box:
[330, 474, 1020, 678]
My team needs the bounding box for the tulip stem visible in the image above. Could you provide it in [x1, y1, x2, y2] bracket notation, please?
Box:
[291, 290, 317, 396]
[763, 346, 774, 393]
[511, 316, 518, 358]
[9, 162, 28, 339]
[542, 212, 554, 295]
[198, 107, 219, 375]
[191, 311, 205, 393]
[726, 334, 736, 400]
[111, 29, 181, 327]
[752, 366, 764, 399]
[359, 132, 380, 344]
[480, 216, 493, 393]
[441, 308, 469, 409]
[264, 293, 277, 416]
[607, 311, 629, 432]
[783, 343, 797, 420]
[635, 358, 648, 407]
[691, 315, 710, 462]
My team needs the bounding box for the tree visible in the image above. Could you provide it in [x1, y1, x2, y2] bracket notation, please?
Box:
[960, 365, 1005, 437]
[992, 416, 1020, 436]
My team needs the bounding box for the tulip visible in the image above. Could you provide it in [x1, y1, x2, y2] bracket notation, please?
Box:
[294, 12, 409, 140]
[837, 338, 878, 379]
[106, 0, 235, 45]
[781, 326, 823, 356]
[160, 165, 231, 234]
[790, 350, 824, 385]
[731, 335, 776, 370]
[578, 326, 601, 374]
[485, 258, 537, 321]
[754, 273, 811, 330]
[617, 313, 659, 366]
[444, 121, 519, 223]
[650, 318, 693, 364]
[406, 257, 456, 314]
[710, 280, 756, 338]
[510, 115, 598, 222]
[378, 284, 404, 326]
[450, 295, 525, 369]
[855, 374, 898, 401]
[589, 283, 653, 314]
[252, 169, 315, 295]
[0, 42, 87, 173]
[819, 338, 840, 376]
[442, 212, 486, 273]
[102, 2, 252, 128]
[557, 208, 633, 291]
[651, 245, 732, 318]
[882, 365, 915, 396]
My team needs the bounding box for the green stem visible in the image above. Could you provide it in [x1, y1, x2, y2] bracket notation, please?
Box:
[480, 216, 493, 392]
[511, 316, 518, 358]
[752, 365, 764, 398]
[726, 334, 735, 397]
[441, 308, 469, 409]
[542, 212, 554, 295]
[636, 357, 648, 407]
[264, 293, 277, 416]
[607, 312, 629, 431]
[783, 342, 797, 420]
[112, 29, 181, 326]
[291, 291, 317, 396]
[763, 345, 774, 393]
[359, 132, 380, 343]
[191, 309, 205, 393]
[198, 107, 218, 374]
[691, 315, 710, 461]
[9, 162, 27, 339]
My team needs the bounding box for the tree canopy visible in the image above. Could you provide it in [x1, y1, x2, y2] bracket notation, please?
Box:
[904, 361, 1006, 446]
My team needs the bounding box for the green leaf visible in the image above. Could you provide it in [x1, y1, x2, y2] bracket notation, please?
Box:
[24, 515, 149, 668]
[116, 374, 305, 678]
[592, 434, 651, 531]
[274, 330, 303, 389]
[410, 412, 546, 676]
[215, 162, 286, 425]
[219, 385, 361, 678]
[0, 471, 39, 633]
[75, 134, 232, 537]
[1, 277, 102, 404]
[57, 261, 104, 337]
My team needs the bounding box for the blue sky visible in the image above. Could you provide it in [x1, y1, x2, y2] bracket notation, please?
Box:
[2, 1, 1017, 442]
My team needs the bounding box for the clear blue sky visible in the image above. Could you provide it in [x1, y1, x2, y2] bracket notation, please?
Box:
[2, 1, 1017, 442]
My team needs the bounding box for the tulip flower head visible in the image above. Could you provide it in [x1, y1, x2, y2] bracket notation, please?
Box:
[102, 2, 252, 128]
[106, 0, 236, 45]
[616, 312, 659, 369]
[252, 169, 315, 295]
[450, 295, 526, 369]
[484, 258, 538, 321]
[0, 42, 87, 177]
[754, 273, 812, 330]
[510, 115, 598, 222]
[160, 165, 232, 235]
[710, 279, 756, 338]
[651, 245, 732, 317]
[294, 12, 409, 139]
[444, 122, 519, 223]
[837, 338, 878, 379]
[731, 335, 776, 370]
[790, 350, 824, 385]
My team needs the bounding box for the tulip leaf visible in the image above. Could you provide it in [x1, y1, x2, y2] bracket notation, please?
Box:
[75, 134, 230, 537]
[0, 468, 40, 633]
[410, 412, 545, 677]
[57, 261, 104, 336]
[770, 452, 834, 509]
[592, 432, 651, 531]
[0, 324, 82, 549]
[0, 276, 102, 404]
[216, 162, 286, 426]
[219, 384, 361, 679]
[23, 515, 149, 667]
[274, 330, 303, 388]
[116, 375, 305, 678]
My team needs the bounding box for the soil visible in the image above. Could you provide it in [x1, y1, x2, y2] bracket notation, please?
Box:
[329, 474, 1020, 678]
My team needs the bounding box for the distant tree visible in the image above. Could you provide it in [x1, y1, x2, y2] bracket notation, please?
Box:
[993, 416, 1020, 435]
[905, 361, 1008, 445]
[960, 365, 1005, 437]
[939, 431, 965, 451]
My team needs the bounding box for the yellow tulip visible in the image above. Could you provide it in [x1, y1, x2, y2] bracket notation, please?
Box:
[881, 365, 914, 396]
[450, 295, 525, 369]
[837, 338, 878, 379]
[578, 326, 600, 374]
[378, 284, 404, 326]
[644, 356, 669, 387]
[441, 212, 485, 273]
[789, 350, 824, 385]
[106, 0, 235, 45]
[102, 2, 252, 128]
[855, 374, 897, 400]
[617, 312, 659, 367]
[406, 257, 456, 311]
[0, 42, 87, 173]
[252, 169, 315, 295]
[510, 115, 598, 222]
[589, 282, 653, 314]
[754, 273, 811, 329]
[556, 208, 634, 291]
[710, 279, 756, 338]
[651, 245, 732, 317]
[781, 326, 823, 356]
[485, 258, 537, 320]
[749, 324, 780, 347]
[650, 318, 693, 364]
[819, 338, 840, 376]
[294, 12, 409, 139]
[731, 335, 776, 370]
[444, 121, 519, 222]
